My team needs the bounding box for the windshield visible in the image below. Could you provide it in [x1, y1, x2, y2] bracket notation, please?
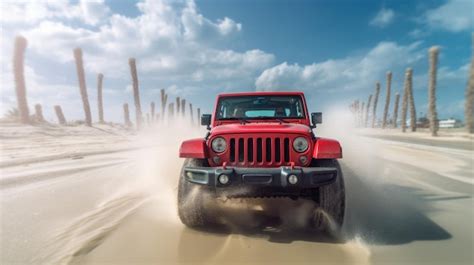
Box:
[216, 95, 305, 120]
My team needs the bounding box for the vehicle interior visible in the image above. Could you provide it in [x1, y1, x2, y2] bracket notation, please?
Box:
[216, 96, 305, 119]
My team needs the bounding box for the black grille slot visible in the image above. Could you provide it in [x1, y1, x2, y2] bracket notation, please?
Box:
[225, 136, 291, 165]
[275, 138, 281, 162]
[284, 138, 290, 162]
[247, 138, 253, 162]
[230, 138, 235, 162]
[257, 138, 262, 162]
[238, 138, 244, 162]
[265, 138, 271, 162]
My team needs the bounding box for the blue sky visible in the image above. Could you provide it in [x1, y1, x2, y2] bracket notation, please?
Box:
[1, 0, 472, 123]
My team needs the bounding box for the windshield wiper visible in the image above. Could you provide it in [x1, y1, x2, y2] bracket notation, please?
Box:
[253, 116, 289, 123]
[220, 117, 249, 124]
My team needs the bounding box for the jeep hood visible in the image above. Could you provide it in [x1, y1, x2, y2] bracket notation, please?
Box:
[210, 123, 312, 136]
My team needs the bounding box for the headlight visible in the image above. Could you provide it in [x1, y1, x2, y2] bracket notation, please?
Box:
[211, 137, 227, 153]
[293, 137, 309, 153]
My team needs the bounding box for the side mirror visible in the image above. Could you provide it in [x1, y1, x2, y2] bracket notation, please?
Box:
[201, 114, 211, 130]
[311, 112, 322, 128]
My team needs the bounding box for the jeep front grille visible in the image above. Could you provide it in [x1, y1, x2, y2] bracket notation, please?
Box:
[228, 136, 291, 166]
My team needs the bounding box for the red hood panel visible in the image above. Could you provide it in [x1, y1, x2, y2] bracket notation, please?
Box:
[210, 123, 312, 136]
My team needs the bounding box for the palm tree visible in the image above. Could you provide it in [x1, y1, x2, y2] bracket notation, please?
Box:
[372, 82, 380, 128]
[168, 103, 175, 121]
[151, 102, 156, 121]
[197, 108, 201, 127]
[401, 69, 410, 132]
[176, 97, 181, 115]
[74, 48, 92, 126]
[54, 105, 67, 125]
[128, 58, 142, 129]
[13, 36, 30, 124]
[160, 89, 168, 121]
[406, 68, 417, 131]
[365, 94, 372, 127]
[392, 93, 400, 128]
[361, 102, 365, 126]
[428, 47, 439, 136]
[34, 104, 44, 122]
[123, 103, 132, 127]
[189, 103, 194, 124]
[382, 72, 392, 128]
[181, 99, 186, 117]
[466, 35, 474, 134]
[97, 73, 104, 123]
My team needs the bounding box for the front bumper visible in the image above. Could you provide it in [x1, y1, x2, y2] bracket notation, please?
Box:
[183, 166, 337, 196]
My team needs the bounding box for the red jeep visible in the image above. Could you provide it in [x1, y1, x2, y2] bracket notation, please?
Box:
[178, 91, 344, 231]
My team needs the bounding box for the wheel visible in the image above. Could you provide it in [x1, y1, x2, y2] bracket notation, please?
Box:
[310, 159, 345, 234]
[177, 158, 214, 227]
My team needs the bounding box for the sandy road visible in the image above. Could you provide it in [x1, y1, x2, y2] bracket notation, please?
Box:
[1, 133, 473, 264]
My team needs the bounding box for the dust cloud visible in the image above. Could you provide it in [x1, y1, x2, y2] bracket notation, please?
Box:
[32, 120, 202, 264]
[40, 113, 377, 264]
[9, 106, 470, 264]
[140, 114, 374, 259]
[130, 115, 373, 263]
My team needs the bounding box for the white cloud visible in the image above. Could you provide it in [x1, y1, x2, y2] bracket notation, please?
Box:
[411, 62, 469, 91]
[424, 0, 473, 32]
[181, 1, 241, 41]
[408, 28, 429, 39]
[439, 63, 470, 80]
[256, 41, 424, 93]
[0, 0, 110, 26]
[0, 59, 80, 122]
[369, 8, 395, 28]
[1, 0, 274, 121]
[17, 0, 256, 76]
[0, 1, 73, 25]
[79, 0, 110, 25]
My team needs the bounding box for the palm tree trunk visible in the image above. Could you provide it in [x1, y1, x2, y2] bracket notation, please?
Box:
[401, 69, 410, 132]
[382, 72, 392, 128]
[160, 89, 168, 121]
[189, 103, 194, 125]
[123, 103, 132, 127]
[428, 47, 439, 136]
[372, 82, 380, 128]
[151, 102, 155, 121]
[13, 36, 30, 124]
[365, 94, 372, 128]
[360, 102, 365, 126]
[407, 68, 417, 132]
[181, 99, 186, 117]
[54, 105, 66, 125]
[176, 97, 181, 115]
[466, 35, 474, 134]
[168, 103, 175, 122]
[73, 48, 92, 126]
[34, 104, 44, 122]
[392, 93, 400, 128]
[128, 58, 142, 129]
[197, 108, 201, 127]
[97, 73, 104, 123]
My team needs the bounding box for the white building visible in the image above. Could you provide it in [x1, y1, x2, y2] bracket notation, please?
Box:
[439, 118, 462, 128]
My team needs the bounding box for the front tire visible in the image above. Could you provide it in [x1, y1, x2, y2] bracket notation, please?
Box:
[310, 159, 345, 234]
[177, 158, 214, 227]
